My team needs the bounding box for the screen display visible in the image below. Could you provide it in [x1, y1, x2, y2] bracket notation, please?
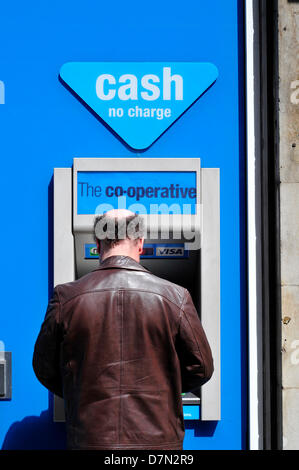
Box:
[77, 171, 197, 215]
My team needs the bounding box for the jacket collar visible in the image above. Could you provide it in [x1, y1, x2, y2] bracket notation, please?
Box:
[94, 255, 149, 273]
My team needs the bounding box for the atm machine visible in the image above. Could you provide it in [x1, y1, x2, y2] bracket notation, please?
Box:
[53, 158, 220, 422]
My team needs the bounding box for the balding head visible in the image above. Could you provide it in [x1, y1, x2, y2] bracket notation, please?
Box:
[102, 209, 136, 219]
[93, 209, 145, 262]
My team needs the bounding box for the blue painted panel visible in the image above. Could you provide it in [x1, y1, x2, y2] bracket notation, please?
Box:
[0, 0, 246, 450]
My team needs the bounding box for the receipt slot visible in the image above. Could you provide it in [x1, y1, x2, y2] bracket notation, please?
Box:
[53, 158, 220, 422]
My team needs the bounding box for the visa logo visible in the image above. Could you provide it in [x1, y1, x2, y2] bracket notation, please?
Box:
[156, 247, 185, 257]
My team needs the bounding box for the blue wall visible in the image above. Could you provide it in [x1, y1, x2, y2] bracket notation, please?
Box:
[0, 0, 247, 450]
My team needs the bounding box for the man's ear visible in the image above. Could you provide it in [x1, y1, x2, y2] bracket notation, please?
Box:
[95, 239, 101, 256]
[138, 238, 144, 254]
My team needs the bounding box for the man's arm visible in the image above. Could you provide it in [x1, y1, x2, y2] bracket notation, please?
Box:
[176, 290, 214, 393]
[32, 287, 63, 397]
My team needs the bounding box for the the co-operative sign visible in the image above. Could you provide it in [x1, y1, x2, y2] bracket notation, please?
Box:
[59, 62, 218, 150]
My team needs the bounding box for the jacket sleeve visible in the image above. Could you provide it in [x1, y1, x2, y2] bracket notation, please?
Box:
[32, 287, 63, 397]
[176, 290, 214, 393]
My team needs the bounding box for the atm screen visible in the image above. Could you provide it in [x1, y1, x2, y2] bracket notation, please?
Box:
[77, 171, 197, 215]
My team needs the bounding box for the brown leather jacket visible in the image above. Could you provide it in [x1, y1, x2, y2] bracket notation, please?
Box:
[33, 255, 213, 450]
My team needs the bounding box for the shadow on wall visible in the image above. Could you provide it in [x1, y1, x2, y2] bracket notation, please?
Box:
[1, 407, 217, 450]
[1, 394, 67, 450]
[1, 388, 217, 449]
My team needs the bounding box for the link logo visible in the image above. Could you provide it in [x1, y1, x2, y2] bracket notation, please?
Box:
[89, 246, 98, 257]
[85, 243, 99, 259]
[60, 62, 218, 149]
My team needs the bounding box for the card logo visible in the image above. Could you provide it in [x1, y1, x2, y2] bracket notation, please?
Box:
[156, 246, 185, 257]
[60, 62, 218, 150]
[84, 243, 99, 259]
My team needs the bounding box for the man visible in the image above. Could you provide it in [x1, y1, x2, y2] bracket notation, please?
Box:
[33, 209, 213, 450]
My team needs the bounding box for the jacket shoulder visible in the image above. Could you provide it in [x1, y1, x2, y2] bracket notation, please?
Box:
[55, 269, 188, 310]
[54, 271, 98, 304]
[140, 271, 187, 309]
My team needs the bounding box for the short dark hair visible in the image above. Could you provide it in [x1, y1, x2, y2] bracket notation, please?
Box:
[93, 213, 145, 250]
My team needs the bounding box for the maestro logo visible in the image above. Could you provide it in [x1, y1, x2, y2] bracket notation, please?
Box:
[59, 62, 218, 150]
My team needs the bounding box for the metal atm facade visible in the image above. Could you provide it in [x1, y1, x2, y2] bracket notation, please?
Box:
[53, 157, 220, 422]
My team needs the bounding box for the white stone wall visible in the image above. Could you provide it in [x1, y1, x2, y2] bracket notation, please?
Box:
[278, 0, 299, 450]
